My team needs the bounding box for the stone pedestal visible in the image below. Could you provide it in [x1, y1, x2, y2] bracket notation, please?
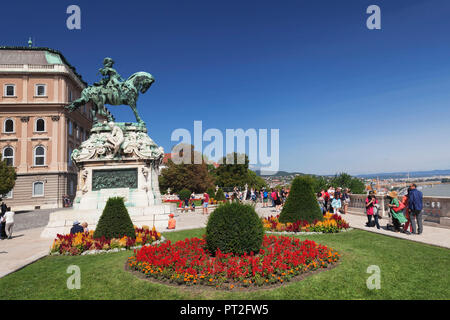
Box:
[41, 121, 171, 239]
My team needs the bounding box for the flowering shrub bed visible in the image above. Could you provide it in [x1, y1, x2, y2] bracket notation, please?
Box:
[127, 235, 340, 289]
[50, 226, 162, 256]
[163, 199, 227, 207]
[263, 213, 350, 233]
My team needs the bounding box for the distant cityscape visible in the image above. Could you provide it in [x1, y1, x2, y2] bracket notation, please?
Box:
[255, 169, 450, 197]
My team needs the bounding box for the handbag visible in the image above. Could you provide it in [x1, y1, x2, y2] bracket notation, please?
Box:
[393, 201, 405, 212]
[373, 205, 379, 216]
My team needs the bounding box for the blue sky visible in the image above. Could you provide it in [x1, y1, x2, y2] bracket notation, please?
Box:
[2, 0, 450, 175]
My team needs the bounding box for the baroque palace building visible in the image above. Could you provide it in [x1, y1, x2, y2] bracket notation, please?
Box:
[0, 45, 104, 210]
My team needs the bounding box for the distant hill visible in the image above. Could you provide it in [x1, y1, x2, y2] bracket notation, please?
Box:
[357, 169, 450, 179]
[254, 170, 305, 177]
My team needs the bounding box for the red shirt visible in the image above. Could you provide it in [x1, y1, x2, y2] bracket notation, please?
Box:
[204, 193, 209, 202]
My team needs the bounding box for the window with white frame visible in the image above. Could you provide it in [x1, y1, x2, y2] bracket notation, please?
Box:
[32, 181, 44, 197]
[4, 84, 15, 96]
[2, 147, 14, 166]
[35, 118, 45, 132]
[35, 84, 46, 96]
[4, 118, 14, 133]
[34, 146, 46, 166]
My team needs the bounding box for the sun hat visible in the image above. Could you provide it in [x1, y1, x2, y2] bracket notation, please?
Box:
[73, 220, 80, 226]
[388, 191, 398, 198]
[169, 213, 174, 218]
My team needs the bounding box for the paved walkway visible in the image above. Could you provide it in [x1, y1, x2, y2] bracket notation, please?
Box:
[0, 227, 53, 278]
[1, 204, 449, 279]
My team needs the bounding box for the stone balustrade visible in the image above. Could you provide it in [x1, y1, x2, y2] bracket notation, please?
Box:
[348, 194, 450, 228]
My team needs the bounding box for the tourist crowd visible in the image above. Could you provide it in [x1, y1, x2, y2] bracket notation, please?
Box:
[364, 183, 423, 235]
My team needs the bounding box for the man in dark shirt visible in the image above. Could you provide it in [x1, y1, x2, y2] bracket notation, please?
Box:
[408, 184, 423, 235]
[70, 221, 84, 234]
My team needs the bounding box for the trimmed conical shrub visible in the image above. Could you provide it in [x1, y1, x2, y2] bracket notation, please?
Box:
[206, 202, 263, 255]
[279, 176, 323, 224]
[93, 197, 136, 239]
[214, 188, 225, 201]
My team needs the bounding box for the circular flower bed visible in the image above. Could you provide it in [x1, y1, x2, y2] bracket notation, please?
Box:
[127, 235, 340, 289]
[263, 212, 350, 233]
[50, 226, 162, 256]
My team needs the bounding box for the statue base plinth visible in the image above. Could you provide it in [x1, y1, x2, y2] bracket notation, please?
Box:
[40, 121, 172, 239]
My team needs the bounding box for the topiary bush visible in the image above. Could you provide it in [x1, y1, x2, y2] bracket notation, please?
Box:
[279, 176, 323, 224]
[214, 188, 225, 201]
[205, 202, 263, 255]
[178, 188, 191, 201]
[93, 197, 136, 239]
[206, 187, 216, 199]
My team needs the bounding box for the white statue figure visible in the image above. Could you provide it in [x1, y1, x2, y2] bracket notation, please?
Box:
[81, 169, 89, 194]
[105, 122, 124, 158]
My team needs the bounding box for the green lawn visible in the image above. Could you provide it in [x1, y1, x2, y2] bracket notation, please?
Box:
[0, 228, 449, 300]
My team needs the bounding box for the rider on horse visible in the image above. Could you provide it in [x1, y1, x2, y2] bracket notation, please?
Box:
[94, 57, 124, 90]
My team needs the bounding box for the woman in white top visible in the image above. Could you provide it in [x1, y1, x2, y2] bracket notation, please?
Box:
[2, 207, 14, 239]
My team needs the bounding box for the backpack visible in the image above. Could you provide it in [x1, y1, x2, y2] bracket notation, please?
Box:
[263, 191, 268, 198]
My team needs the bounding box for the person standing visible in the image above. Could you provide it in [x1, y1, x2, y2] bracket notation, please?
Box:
[408, 184, 423, 235]
[2, 207, 15, 239]
[263, 189, 269, 208]
[0, 202, 7, 240]
[401, 189, 413, 234]
[365, 191, 380, 229]
[203, 192, 210, 215]
[342, 188, 350, 214]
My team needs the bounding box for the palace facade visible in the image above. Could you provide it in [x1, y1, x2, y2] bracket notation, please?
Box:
[0, 46, 96, 210]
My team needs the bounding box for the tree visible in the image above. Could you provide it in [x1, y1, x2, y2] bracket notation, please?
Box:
[93, 197, 136, 239]
[0, 156, 16, 197]
[279, 176, 323, 223]
[212, 152, 250, 188]
[159, 144, 215, 193]
[247, 170, 268, 190]
[330, 172, 365, 194]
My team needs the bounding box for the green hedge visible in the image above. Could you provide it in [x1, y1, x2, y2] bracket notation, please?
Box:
[93, 197, 136, 239]
[279, 176, 323, 224]
[205, 202, 263, 255]
[214, 188, 226, 201]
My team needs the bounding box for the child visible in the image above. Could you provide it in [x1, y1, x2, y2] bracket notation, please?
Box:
[331, 196, 342, 215]
[167, 214, 176, 230]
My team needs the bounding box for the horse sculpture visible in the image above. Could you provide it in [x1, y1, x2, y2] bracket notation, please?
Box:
[66, 71, 155, 125]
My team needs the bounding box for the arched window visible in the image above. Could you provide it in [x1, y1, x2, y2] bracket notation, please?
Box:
[2, 147, 14, 166]
[32, 181, 44, 197]
[34, 146, 46, 166]
[4, 119, 14, 133]
[35, 118, 45, 132]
